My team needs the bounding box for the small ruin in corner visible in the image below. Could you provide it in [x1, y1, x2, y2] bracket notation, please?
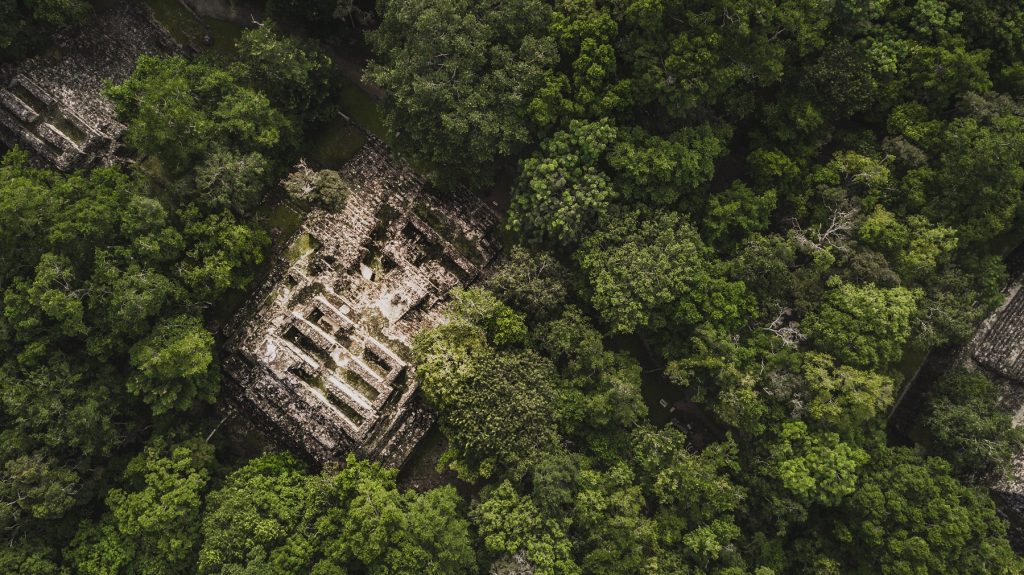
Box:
[0, 3, 179, 171]
[223, 138, 501, 468]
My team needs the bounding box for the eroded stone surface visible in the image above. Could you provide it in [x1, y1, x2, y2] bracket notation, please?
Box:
[0, 3, 179, 171]
[223, 137, 500, 468]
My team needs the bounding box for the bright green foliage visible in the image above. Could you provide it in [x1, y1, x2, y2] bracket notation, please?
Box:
[768, 421, 868, 506]
[887, 94, 1024, 246]
[446, 288, 528, 348]
[0, 452, 77, 535]
[107, 55, 291, 174]
[232, 22, 334, 121]
[607, 125, 727, 206]
[314, 456, 477, 575]
[0, 544, 62, 575]
[473, 481, 580, 575]
[631, 426, 744, 526]
[281, 161, 350, 211]
[829, 446, 1022, 574]
[509, 119, 617, 244]
[198, 454, 315, 573]
[571, 463, 658, 575]
[529, 0, 628, 125]
[0, 149, 254, 552]
[8, 0, 1024, 570]
[194, 148, 269, 217]
[804, 279, 919, 370]
[85, 253, 179, 358]
[704, 181, 778, 250]
[579, 208, 751, 335]
[199, 453, 476, 574]
[536, 307, 647, 431]
[127, 315, 218, 415]
[67, 437, 215, 575]
[858, 206, 958, 281]
[799, 353, 894, 437]
[177, 206, 268, 301]
[414, 305, 564, 479]
[630, 426, 748, 571]
[365, 0, 558, 184]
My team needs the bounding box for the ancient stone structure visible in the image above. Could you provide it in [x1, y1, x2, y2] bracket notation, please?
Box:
[973, 284, 1024, 381]
[223, 138, 500, 468]
[965, 282, 1024, 546]
[0, 3, 178, 171]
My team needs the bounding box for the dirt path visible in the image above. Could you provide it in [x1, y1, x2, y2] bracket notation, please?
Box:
[332, 51, 386, 100]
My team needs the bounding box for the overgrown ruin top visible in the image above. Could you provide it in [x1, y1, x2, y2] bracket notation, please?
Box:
[223, 138, 501, 468]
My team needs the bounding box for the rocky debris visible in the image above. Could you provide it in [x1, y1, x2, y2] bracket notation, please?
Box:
[223, 137, 501, 469]
[0, 2, 179, 170]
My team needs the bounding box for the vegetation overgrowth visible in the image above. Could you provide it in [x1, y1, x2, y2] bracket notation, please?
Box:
[2, 0, 1024, 573]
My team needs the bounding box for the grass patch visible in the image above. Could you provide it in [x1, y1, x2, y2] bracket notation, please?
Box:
[143, 0, 245, 55]
[344, 369, 381, 402]
[305, 117, 367, 169]
[285, 232, 320, 264]
[338, 79, 385, 139]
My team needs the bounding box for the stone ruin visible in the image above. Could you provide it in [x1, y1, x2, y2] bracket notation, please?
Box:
[0, 3, 178, 171]
[973, 283, 1024, 381]
[223, 137, 501, 468]
[964, 282, 1024, 546]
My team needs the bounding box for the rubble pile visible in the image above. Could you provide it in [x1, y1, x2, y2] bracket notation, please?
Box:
[223, 137, 500, 468]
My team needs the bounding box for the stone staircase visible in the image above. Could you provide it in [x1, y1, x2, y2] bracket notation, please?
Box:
[0, 77, 95, 171]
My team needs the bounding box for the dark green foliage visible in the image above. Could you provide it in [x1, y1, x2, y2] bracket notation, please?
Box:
[473, 480, 579, 575]
[232, 22, 335, 122]
[365, 0, 558, 185]
[6, 0, 1024, 571]
[485, 245, 569, 321]
[414, 289, 562, 479]
[803, 279, 919, 370]
[67, 436, 215, 574]
[0, 0, 89, 61]
[509, 119, 617, 244]
[922, 370, 1024, 481]
[832, 446, 1020, 574]
[198, 453, 476, 574]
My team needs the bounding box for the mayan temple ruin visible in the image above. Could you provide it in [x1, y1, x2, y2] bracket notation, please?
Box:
[0, 3, 177, 171]
[223, 138, 501, 467]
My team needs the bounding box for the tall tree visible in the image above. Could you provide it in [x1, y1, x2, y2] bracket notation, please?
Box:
[366, 0, 558, 184]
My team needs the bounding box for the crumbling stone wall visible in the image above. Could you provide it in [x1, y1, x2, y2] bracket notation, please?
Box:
[0, 3, 179, 170]
[223, 137, 501, 469]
